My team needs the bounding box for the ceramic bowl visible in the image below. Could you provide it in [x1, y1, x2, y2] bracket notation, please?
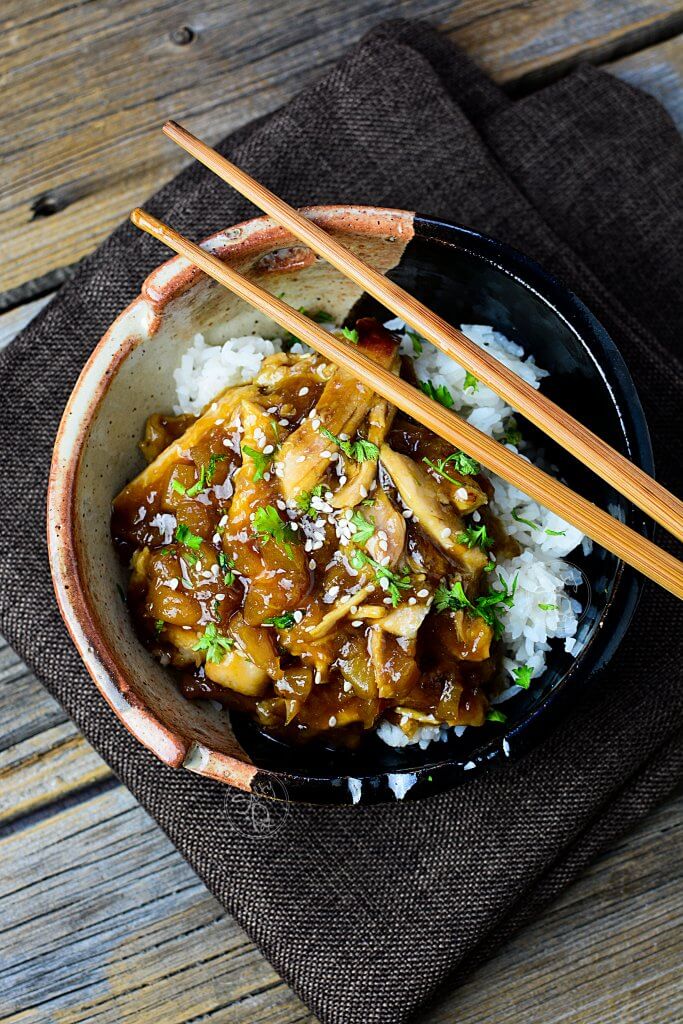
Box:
[48, 205, 652, 804]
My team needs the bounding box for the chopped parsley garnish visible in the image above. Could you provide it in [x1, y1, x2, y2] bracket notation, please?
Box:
[463, 371, 479, 392]
[457, 523, 493, 551]
[175, 523, 203, 551]
[408, 330, 423, 355]
[192, 623, 234, 664]
[262, 611, 297, 629]
[434, 574, 518, 637]
[242, 444, 273, 481]
[253, 505, 298, 558]
[513, 664, 533, 689]
[350, 549, 411, 606]
[545, 528, 567, 537]
[185, 466, 207, 498]
[312, 310, 334, 323]
[501, 424, 523, 446]
[217, 551, 235, 586]
[419, 379, 454, 408]
[154, 619, 165, 635]
[487, 708, 507, 723]
[423, 449, 480, 482]
[320, 427, 379, 463]
[538, 602, 557, 611]
[350, 511, 375, 546]
[340, 326, 359, 344]
[172, 454, 229, 496]
[511, 508, 539, 530]
[207, 453, 230, 483]
[296, 483, 326, 515]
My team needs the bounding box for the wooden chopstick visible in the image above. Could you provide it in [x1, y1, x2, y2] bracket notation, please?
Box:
[162, 119, 683, 548]
[130, 207, 683, 600]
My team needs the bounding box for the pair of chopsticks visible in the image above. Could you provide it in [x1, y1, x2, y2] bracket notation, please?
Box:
[130, 120, 683, 600]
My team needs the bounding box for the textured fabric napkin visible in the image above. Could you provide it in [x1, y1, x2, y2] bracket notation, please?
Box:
[1, 19, 682, 1024]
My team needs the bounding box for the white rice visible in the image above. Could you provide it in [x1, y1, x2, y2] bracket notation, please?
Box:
[172, 319, 585, 747]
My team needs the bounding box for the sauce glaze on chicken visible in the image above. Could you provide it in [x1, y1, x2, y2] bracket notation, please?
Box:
[111, 318, 521, 746]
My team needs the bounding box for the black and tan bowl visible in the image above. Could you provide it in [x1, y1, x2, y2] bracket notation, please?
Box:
[47, 205, 652, 804]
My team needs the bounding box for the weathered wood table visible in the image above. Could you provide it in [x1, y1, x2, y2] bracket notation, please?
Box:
[1, 2, 681, 1020]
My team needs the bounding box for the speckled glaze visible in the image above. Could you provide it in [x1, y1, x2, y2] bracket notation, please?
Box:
[48, 206, 414, 796]
[48, 207, 652, 805]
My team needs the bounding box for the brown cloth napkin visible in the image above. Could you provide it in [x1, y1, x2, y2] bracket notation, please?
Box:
[1, 20, 682, 1024]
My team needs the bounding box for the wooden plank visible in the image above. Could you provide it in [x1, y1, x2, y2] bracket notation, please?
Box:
[0, 781, 680, 1023]
[1, 1, 681, 296]
[608, 35, 683, 129]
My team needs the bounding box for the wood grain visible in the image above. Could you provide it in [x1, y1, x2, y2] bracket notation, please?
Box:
[0, 776, 680, 1023]
[1, 6, 682, 1022]
[1, 0, 681, 297]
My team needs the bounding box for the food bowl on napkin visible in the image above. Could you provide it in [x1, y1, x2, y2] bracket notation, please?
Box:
[47, 205, 652, 803]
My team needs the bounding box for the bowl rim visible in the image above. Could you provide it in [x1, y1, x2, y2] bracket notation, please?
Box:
[47, 204, 653, 805]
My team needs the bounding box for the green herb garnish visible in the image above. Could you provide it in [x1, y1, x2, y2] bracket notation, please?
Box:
[434, 574, 518, 637]
[463, 371, 479, 392]
[217, 551, 236, 587]
[320, 427, 379, 463]
[242, 444, 273, 481]
[207, 453, 230, 484]
[262, 611, 297, 629]
[513, 665, 533, 689]
[545, 528, 567, 537]
[350, 549, 411, 607]
[408, 330, 423, 355]
[419, 379, 454, 408]
[175, 523, 203, 551]
[423, 449, 480, 481]
[350, 511, 375, 546]
[313, 310, 334, 323]
[296, 483, 326, 516]
[487, 708, 507, 723]
[154, 619, 165, 635]
[511, 508, 539, 530]
[192, 623, 234, 664]
[501, 425, 522, 446]
[457, 523, 493, 551]
[538, 603, 557, 611]
[340, 326, 359, 344]
[253, 505, 298, 558]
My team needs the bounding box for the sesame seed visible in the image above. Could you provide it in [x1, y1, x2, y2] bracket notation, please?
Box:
[328, 716, 337, 727]
[222, 438, 231, 447]
[472, 510, 481, 522]
[383, 597, 393, 605]
[279, 418, 289, 427]
[298, 387, 309, 396]
[164, 579, 179, 590]
[408, 597, 417, 605]
[320, 450, 332, 459]
[339, 476, 347, 486]
[441, 527, 452, 539]
[402, 509, 413, 519]
[263, 444, 274, 455]
[212, 533, 221, 544]
[359, 485, 368, 498]
[351, 620, 363, 627]
[312, 419, 321, 430]
[455, 487, 468, 501]
[296, 454, 306, 464]
[417, 588, 429, 598]
[308, 559, 316, 569]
